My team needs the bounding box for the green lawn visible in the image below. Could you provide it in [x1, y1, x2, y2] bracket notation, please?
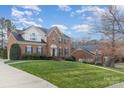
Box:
[10, 60, 124, 88]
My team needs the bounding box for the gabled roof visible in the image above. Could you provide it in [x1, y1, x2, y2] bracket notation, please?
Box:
[13, 25, 70, 43]
[16, 25, 48, 34]
[71, 48, 95, 55]
[82, 44, 99, 52]
[12, 32, 24, 41]
[48, 26, 70, 39]
[11, 32, 46, 43]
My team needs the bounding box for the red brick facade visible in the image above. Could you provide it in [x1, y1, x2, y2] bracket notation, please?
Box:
[7, 26, 71, 59]
[71, 49, 95, 62]
[47, 27, 71, 57]
[7, 33, 47, 59]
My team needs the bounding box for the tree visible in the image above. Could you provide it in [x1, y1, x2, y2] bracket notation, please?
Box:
[10, 44, 21, 60]
[0, 18, 15, 49]
[0, 17, 6, 49]
[96, 6, 124, 67]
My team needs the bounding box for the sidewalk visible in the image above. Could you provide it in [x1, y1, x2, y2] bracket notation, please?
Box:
[0, 59, 57, 88]
[107, 82, 124, 88]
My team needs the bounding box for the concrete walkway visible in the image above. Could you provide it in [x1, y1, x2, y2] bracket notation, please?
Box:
[0, 59, 57, 88]
[107, 82, 124, 88]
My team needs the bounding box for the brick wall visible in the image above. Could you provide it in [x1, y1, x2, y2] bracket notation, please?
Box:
[7, 33, 17, 59]
[19, 44, 47, 57]
[47, 28, 71, 57]
[71, 49, 95, 62]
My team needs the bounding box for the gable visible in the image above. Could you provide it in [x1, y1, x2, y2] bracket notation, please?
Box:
[21, 26, 47, 42]
[47, 26, 70, 39]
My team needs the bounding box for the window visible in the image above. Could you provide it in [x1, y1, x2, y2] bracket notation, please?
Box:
[58, 38, 61, 43]
[37, 46, 43, 55]
[26, 45, 32, 55]
[64, 48, 66, 55]
[64, 48, 69, 56]
[30, 33, 36, 41]
[61, 48, 64, 56]
[64, 39, 66, 44]
[58, 48, 62, 56]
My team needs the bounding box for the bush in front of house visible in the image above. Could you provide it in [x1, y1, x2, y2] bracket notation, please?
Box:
[0, 48, 7, 59]
[10, 44, 21, 60]
[64, 56, 76, 61]
[121, 56, 124, 62]
[21, 54, 51, 60]
[83, 61, 95, 65]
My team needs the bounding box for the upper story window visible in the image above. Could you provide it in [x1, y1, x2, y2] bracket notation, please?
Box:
[30, 33, 36, 41]
[64, 39, 66, 44]
[58, 37, 61, 43]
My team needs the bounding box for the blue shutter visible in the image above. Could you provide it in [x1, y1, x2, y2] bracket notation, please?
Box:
[31, 47, 33, 54]
[40, 48, 43, 55]
[25, 46, 27, 54]
[36, 47, 38, 54]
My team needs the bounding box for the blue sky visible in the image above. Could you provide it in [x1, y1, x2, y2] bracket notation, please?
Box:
[0, 5, 109, 39]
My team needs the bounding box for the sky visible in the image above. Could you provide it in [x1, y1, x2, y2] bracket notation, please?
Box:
[0, 5, 110, 40]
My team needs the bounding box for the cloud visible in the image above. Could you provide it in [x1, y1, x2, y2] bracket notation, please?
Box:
[11, 6, 42, 29]
[76, 6, 105, 14]
[20, 18, 42, 27]
[58, 5, 71, 12]
[70, 12, 75, 17]
[17, 5, 41, 12]
[12, 7, 24, 17]
[13, 17, 42, 30]
[24, 11, 33, 16]
[38, 18, 43, 22]
[72, 24, 93, 32]
[12, 7, 33, 17]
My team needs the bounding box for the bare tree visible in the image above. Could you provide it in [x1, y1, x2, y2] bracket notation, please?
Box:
[99, 6, 123, 56]
[95, 6, 124, 67]
[0, 18, 6, 49]
[0, 18, 15, 49]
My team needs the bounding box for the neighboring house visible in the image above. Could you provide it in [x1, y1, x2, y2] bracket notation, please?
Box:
[71, 48, 95, 62]
[7, 25, 71, 59]
[71, 40, 104, 63]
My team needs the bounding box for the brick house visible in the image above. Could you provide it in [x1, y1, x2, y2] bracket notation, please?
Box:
[7, 25, 71, 59]
[71, 48, 95, 62]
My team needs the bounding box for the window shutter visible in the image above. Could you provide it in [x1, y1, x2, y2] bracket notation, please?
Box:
[25, 46, 27, 54]
[62, 48, 63, 56]
[36, 47, 38, 54]
[41, 48, 43, 55]
[31, 47, 33, 54]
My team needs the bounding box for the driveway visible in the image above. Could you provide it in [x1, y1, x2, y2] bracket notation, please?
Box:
[0, 59, 57, 88]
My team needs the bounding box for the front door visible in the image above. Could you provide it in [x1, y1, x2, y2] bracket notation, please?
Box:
[52, 48, 55, 56]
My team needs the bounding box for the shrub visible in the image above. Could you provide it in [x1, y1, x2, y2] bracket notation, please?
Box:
[83, 61, 95, 65]
[121, 57, 124, 62]
[64, 56, 76, 61]
[0, 48, 7, 59]
[10, 44, 21, 60]
[21, 54, 51, 60]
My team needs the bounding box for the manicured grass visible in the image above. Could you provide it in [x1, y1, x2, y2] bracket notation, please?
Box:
[10, 60, 124, 88]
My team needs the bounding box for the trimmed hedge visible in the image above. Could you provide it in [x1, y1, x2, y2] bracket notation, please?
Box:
[21, 55, 50, 60]
[10, 44, 21, 60]
[64, 56, 76, 61]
